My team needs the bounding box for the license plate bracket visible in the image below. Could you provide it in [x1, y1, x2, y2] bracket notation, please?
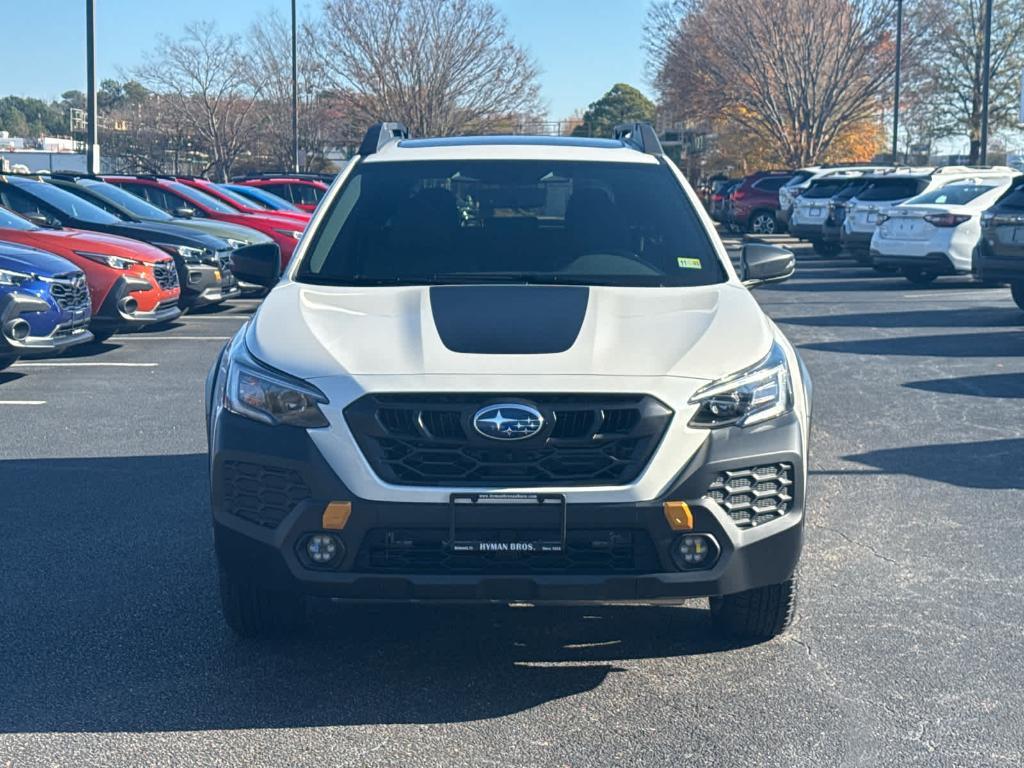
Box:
[447, 493, 567, 554]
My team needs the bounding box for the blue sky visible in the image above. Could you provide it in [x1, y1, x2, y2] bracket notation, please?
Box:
[0, 0, 652, 121]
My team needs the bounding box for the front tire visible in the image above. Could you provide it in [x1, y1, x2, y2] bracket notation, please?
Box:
[218, 567, 307, 638]
[902, 268, 937, 285]
[710, 577, 797, 641]
[1012, 281, 1024, 313]
[749, 211, 778, 235]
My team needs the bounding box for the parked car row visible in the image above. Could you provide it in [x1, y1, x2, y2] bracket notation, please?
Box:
[0, 171, 329, 369]
[780, 164, 1024, 310]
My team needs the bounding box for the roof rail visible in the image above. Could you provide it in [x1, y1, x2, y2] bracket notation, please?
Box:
[358, 122, 410, 156]
[229, 172, 333, 181]
[612, 122, 664, 155]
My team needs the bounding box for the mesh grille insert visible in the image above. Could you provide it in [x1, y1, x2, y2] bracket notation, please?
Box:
[707, 463, 794, 528]
[221, 460, 311, 529]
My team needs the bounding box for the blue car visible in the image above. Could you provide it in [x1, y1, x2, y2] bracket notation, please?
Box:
[0, 241, 94, 370]
[219, 183, 305, 213]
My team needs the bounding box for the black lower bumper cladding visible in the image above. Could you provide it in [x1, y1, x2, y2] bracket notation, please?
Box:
[210, 406, 806, 602]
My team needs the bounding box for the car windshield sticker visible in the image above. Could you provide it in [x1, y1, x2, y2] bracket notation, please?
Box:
[677, 257, 702, 269]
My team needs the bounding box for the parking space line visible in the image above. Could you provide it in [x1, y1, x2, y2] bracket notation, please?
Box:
[116, 336, 231, 341]
[12, 362, 159, 368]
[183, 315, 250, 320]
[0, 400, 46, 405]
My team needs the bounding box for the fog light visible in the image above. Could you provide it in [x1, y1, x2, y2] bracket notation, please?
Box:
[306, 533, 341, 565]
[672, 533, 719, 571]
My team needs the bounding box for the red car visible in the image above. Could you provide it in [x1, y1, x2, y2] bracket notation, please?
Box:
[103, 176, 304, 267]
[727, 171, 795, 234]
[230, 174, 330, 212]
[174, 177, 311, 226]
[0, 206, 181, 340]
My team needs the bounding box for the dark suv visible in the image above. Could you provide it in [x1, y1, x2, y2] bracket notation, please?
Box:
[728, 171, 793, 234]
[976, 178, 1024, 312]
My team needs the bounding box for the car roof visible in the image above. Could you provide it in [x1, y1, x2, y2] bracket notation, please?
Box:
[363, 135, 660, 165]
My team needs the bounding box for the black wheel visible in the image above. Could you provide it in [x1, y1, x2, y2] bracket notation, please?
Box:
[814, 242, 840, 258]
[218, 566, 307, 638]
[0, 354, 18, 371]
[902, 268, 938, 285]
[748, 211, 778, 235]
[91, 330, 115, 343]
[710, 576, 798, 641]
[872, 264, 898, 274]
[1012, 281, 1024, 313]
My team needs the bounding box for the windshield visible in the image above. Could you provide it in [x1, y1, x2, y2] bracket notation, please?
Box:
[213, 184, 267, 210]
[903, 184, 997, 206]
[802, 180, 852, 199]
[11, 180, 121, 225]
[77, 180, 174, 221]
[298, 160, 726, 288]
[226, 184, 301, 211]
[0, 206, 38, 230]
[169, 182, 237, 214]
[857, 178, 925, 202]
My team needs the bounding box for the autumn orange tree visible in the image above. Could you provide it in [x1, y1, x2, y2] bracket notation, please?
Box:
[646, 0, 895, 167]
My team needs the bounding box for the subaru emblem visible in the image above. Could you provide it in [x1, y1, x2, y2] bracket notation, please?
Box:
[473, 403, 544, 441]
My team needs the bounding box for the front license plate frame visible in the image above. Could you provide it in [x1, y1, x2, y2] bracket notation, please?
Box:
[447, 492, 567, 554]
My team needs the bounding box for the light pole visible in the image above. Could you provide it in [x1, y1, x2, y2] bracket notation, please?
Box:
[979, 0, 993, 164]
[892, 0, 903, 165]
[86, 0, 100, 174]
[291, 0, 299, 173]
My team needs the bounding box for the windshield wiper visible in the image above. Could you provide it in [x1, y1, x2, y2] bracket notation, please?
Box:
[428, 272, 585, 285]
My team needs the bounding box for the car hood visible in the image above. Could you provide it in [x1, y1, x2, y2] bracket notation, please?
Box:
[109, 220, 227, 250]
[249, 281, 773, 383]
[165, 217, 275, 244]
[0, 226, 172, 263]
[0, 240, 79, 277]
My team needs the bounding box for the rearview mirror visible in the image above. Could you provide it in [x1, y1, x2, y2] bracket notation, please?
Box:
[741, 243, 795, 287]
[173, 206, 196, 219]
[229, 245, 281, 289]
[24, 212, 60, 229]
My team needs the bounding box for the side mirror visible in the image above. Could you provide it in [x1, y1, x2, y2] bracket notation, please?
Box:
[173, 206, 196, 219]
[229, 244, 281, 288]
[24, 212, 60, 229]
[741, 243, 795, 287]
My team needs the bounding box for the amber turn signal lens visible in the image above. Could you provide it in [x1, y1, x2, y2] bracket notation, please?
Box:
[322, 501, 352, 530]
[663, 501, 693, 531]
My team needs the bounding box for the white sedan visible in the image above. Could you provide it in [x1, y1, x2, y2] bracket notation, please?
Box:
[870, 178, 1018, 284]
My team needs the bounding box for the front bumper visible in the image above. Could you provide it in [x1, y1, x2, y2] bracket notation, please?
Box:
[0, 291, 94, 354]
[92, 276, 182, 332]
[180, 264, 239, 309]
[210, 410, 806, 603]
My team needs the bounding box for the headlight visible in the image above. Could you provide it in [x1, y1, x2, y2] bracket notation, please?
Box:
[0, 268, 33, 286]
[154, 244, 208, 264]
[688, 341, 792, 428]
[222, 332, 329, 428]
[274, 228, 303, 240]
[225, 238, 248, 250]
[75, 250, 139, 270]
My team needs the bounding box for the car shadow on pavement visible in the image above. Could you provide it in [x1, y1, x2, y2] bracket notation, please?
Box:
[799, 330, 1024, 358]
[905, 372, 1024, 399]
[0, 371, 26, 385]
[776, 306, 1023, 329]
[841, 437, 1024, 490]
[0, 453, 747, 735]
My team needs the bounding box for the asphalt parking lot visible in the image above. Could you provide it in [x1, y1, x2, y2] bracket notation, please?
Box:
[1, 239, 1022, 768]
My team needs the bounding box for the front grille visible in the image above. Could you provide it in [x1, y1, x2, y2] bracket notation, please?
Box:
[152, 260, 179, 290]
[345, 394, 673, 487]
[48, 273, 90, 311]
[221, 460, 312, 528]
[52, 316, 91, 338]
[356, 528, 659, 574]
[706, 463, 794, 529]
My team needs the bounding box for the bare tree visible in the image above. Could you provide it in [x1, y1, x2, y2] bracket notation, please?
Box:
[135, 21, 266, 180]
[907, 0, 1024, 162]
[647, 0, 896, 167]
[246, 11, 354, 170]
[312, 0, 542, 137]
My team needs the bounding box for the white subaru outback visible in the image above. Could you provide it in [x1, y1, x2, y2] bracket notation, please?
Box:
[206, 122, 812, 640]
